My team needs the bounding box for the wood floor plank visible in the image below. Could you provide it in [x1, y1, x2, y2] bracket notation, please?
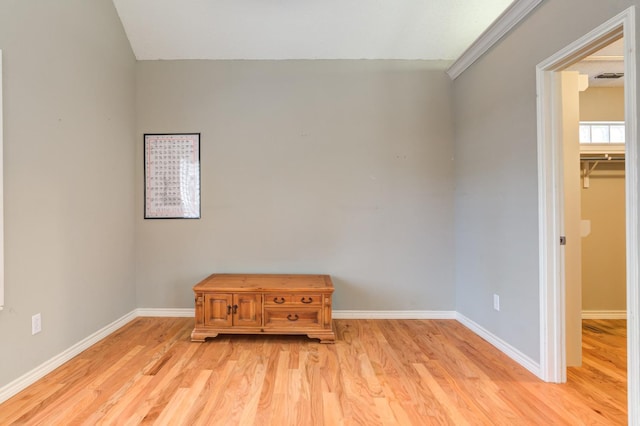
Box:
[192, 360, 238, 426]
[322, 391, 344, 426]
[90, 375, 155, 426]
[413, 362, 473, 425]
[0, 318, 627, 425]
[0, 383, 66, 424]
[361, 321, 452, 422]
[155, 369, 212, 426]
[237, 362, 267, 426]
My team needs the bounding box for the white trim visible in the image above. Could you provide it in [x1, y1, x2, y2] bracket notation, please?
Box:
[0, 50, 4, 311]
[0, 307, 593, 410]
[535, 7, 639, 424]
[0, 310, 138, 404]
[136, 308, 458, 320]
[446, 0, 543, 79]
[0, 305, 628, 412]
[135, 308, 458, 320]
[456, 313, 541, 378]
[537, 65, 565, 383]
[582, 310, 627, 319]
[537, 7, 628, 383]
[332, 310, 456, 320]
[0, 308, 455, 404]
[623, 10, 640, 423]
[135, 308, 194, 317]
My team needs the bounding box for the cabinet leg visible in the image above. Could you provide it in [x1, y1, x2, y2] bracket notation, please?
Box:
[307, 332, 336, 343]
[191, 330, 217, 342]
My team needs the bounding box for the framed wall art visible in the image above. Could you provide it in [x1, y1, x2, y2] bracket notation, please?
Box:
[144, 133, 201, 219]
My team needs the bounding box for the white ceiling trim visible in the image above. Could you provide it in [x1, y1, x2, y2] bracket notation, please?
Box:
[447, 0, 544, 79]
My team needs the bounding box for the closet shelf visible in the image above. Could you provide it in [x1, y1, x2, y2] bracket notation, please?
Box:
[580, 153, 625, 162]
[580, 152, 625, 188]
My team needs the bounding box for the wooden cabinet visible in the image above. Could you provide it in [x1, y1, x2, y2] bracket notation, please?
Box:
[203, 293, 261, 328]
[191, 274, 335, 343]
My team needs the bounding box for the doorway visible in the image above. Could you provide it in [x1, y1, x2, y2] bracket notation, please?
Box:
[535, 6, 638, 424]
[561, 40, 627, 367]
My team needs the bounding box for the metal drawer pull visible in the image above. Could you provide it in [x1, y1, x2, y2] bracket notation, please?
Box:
[273, 297, 285, 304]
[227, 305, 232, 315]
[301, 297, 313, 304]
[233, 304, 238, 314]
[287, 314, 299, 321]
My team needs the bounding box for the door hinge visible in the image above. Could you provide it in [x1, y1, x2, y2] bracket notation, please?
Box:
[560, 236, 566, 245]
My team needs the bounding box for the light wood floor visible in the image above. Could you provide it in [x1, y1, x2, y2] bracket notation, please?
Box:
[0, 318, 627, 425]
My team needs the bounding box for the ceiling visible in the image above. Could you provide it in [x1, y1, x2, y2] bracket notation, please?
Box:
[111, 0, 513, 60]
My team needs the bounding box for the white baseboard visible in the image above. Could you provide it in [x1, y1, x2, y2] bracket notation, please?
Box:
[0, 308, 536, 405]
[333, 310, 456, 319]
[134, 308, 457, 320]
[135, 308, 194, 317]
[0, 310, 138, 404]
[582, 310, 627, 319]
[456, 313, 541, 379]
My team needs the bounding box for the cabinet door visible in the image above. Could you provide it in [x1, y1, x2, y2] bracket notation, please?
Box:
[204, 293, 233, 327]
[233, 293, 262, 327]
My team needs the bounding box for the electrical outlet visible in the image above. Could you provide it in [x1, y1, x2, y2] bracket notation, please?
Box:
[493, 294, 500, 311]
[32, 313, 42, 335]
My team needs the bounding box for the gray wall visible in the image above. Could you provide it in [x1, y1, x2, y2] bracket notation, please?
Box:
[452, 0, 640, 361]
[0, 0, 136, 386]
[135, 60, 455, 311]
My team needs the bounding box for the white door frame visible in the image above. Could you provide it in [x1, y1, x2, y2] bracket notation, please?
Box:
[536, 6, 638, 423]
[0, 49, 4, 311]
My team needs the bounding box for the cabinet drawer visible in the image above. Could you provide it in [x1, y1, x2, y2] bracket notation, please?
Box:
[263, 308, 321, 328]
[264, 294, 291, 305]
[291, 294, 321, 305]
[264, 294, 321, 306]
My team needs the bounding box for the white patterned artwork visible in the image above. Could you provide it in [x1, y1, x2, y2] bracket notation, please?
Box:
[144, 133, 200, 219]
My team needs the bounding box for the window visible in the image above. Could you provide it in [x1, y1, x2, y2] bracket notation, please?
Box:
[579, 121, 625, 144]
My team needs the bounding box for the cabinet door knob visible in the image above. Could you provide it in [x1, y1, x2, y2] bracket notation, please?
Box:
[287, 314, 299, 321]
[232, 304, 238, 314]
[301, 297, 313, 304]
[227, 305, 232, 315]
[274, 297, 285, 304]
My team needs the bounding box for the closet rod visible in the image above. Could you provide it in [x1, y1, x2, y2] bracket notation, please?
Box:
[580, 156, 625, 162]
